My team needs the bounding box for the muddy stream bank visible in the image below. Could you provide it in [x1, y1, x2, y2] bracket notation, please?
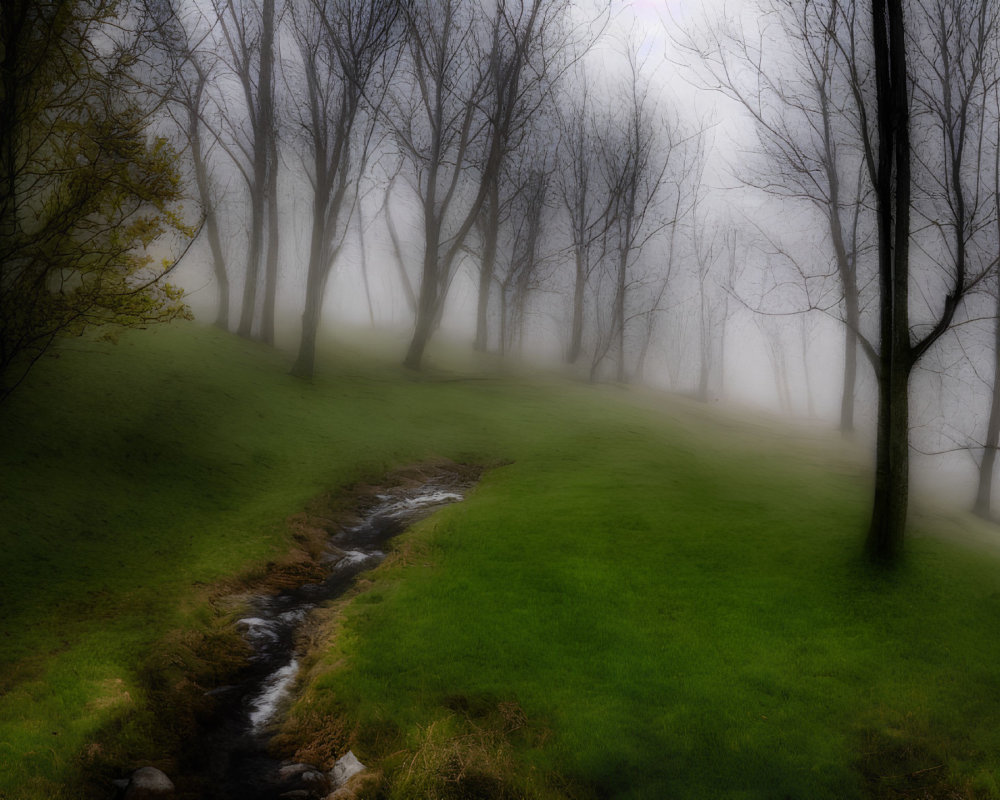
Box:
[120, 463, 477, 800]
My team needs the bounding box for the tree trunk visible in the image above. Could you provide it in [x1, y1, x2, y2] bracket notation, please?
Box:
[801, 317, 815, 418]
[867, 360, 910, 559]
[975, 293, 1000, 518]
[634, 312, 654, 385]
[404, 219, 440, 370]
[384, 185, 417, 315]
[238, 0, 275, 342]
[615, 251, 627, 383]
[697, 359, 710, 402]
[238, 192, 265, 338]
[976, 107, 1000, 519]
[404, 303, 435, 369]
[866, 0, 911, 562]
[499, 286, 509, 357]
[474, 180, 499, 352]
[358, 200, 375, 326]
[291, 283, 322, 379]
[566, 245, 586, 363]
[291, 182, 330, 379]
[189, 102, 229, 330]
[841, 321, 858, 433]
[260, 136, 280, 345]
[697, 276, 709, 401]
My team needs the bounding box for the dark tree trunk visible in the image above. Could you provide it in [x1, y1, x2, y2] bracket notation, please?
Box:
[867, 359, 910, 559]
[866, 0, 911, 562]
[188, 95, 230, 330]
[404, 299, 436, 369]
[261, 138, 280, 345]
[291, 178, 331, 379]
[404, 209, 441, 370]
[291, 285, 322, 379]
[238, 192, 265, 338]
[358, 201, 375, 326]
[384, 183, 417, 315]
[615, 249, 627, 383]
[566, 244, 586, 364]
[0, 4, 20, 374]
[259, 0, 279, 348]
[841, 322, 858, 433]
[474, 180, 499, 352]
[236, 0, 276, 342]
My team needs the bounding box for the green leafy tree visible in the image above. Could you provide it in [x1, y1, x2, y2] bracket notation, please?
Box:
[0, 0, 191, 403]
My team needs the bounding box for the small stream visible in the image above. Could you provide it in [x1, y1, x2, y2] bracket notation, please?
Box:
[174, 475, 470, 799]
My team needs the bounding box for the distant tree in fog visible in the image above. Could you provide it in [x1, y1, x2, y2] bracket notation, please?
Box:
[556, 82, 615, 366]
[683, 0, 872, 434]
[470, 0, 577, 355]
[144, 0, 233, 330]
[387, 0, 493, 369]
[588, 51, 694, 383]
[496, 153, 556, 355]
[972, 64, 1000, 518]
[389, 0, 576, 370]
[691, 204, 737, 403]
[287, 0, 403, 379]
[211, 0, 281, 343]
[377, 157, 419, 316]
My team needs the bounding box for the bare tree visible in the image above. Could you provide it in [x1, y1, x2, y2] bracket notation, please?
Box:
[495, 154, 555, 355]
[966, 18, 1000, 517]
[377, 158, 419, 316]
[388, 0, 493, 369]
[689, 0, 998, 559]
[391, 0, 574, 370]
[212, 0, 280, 342]
[470, 0, 574, 354]
[692, 209, 720, 402]
[556, 82, 617, 366]
[862, 0, 997, 559]
[589, 52, 685, 383]
[682, 0, 873, 433]
[287, 0, 402, 378]
[143, 0, 233, 330]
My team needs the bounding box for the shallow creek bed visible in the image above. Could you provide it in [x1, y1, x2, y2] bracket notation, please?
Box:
[114, 462, 478, 800]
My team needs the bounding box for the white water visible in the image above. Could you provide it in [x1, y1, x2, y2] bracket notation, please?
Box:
[378, 489, 464, 518]
[238, 617, 280, 644]
[247, 657, 300, 731]
[234, 481, 467, 735]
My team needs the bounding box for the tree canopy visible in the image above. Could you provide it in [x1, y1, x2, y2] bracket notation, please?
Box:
[0, 0, 191, 403]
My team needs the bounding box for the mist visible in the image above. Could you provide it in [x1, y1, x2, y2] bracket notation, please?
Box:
[142, 0, 998, 520]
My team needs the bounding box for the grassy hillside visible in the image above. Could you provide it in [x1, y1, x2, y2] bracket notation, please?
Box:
[2, 322, 999, 799]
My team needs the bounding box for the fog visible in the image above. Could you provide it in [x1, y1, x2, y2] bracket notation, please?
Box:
[147, 0, 1000, 515]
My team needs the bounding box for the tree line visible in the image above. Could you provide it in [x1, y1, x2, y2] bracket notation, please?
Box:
[8, 0, 1000, 564]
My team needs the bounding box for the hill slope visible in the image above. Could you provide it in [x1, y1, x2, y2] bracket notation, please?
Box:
[1, 322, 999, 799]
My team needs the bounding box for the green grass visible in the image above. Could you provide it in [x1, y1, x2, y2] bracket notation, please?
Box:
[2, 321, 1000, 799]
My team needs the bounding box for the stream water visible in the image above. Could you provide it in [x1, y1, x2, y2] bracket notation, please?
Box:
[173, 474, 470, 799]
